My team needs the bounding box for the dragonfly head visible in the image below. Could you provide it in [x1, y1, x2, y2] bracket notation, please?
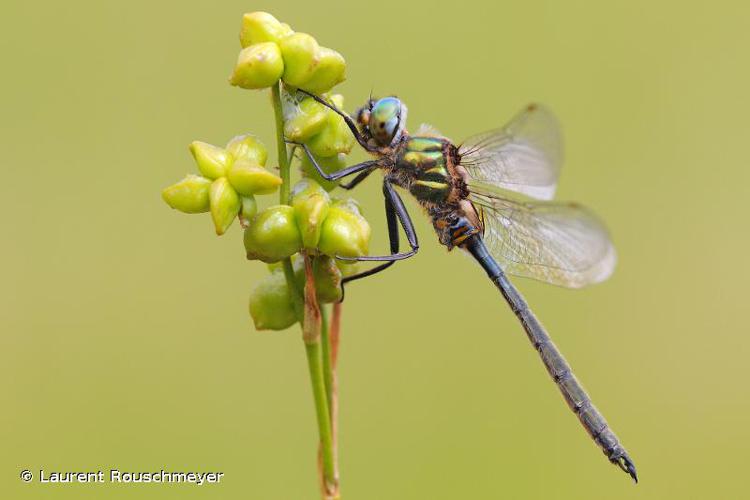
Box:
[355, 96, 408, 147]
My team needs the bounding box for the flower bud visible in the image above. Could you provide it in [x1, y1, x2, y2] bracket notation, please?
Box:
[239, 12, 294, 47]
[318, 199, 371, 260]
[291, 179, 330, 249]
[279, 33, 319, 88]
[229, 42, 284, 90]
[244, 205, 302, 263]
[298, 47, 346, 94]
[248, 270, 297, 331]
[299, 151, 346, 192]
[292, 255, 342, 303]
[227, 158, 282, 196]
[189, 141, 230, 179]
[284, 97, 328, 142]
[209, 177, 241, 235]
[162, 175, 212, 213]
[307, 95, 355, 157]
[311, 255, 343, 303]
[226, 134, 268, 166]
[238, 195, 257, 228]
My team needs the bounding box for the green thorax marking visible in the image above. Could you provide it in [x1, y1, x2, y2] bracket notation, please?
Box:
[397, 136, 451, 203]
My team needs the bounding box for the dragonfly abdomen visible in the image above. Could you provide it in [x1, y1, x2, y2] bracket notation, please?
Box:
[464, 235, 638, 482]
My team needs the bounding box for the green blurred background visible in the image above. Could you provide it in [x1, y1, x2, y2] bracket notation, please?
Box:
[2, 1, 749, 498]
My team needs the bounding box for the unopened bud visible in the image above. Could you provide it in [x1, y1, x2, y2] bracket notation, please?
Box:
[318, 199, 371, 260]
[239, 12, 294, 47]
[162, 175, 212, 213]
[209, 177, 241, 235]
[238, 195, 258, 228]
[226, 134, 268, 166]
[227, 158, 282, 196]
[189, 141, 230, 179]
[248, 270, 297, 331]
[284, 97, 328, 142]
[244, 205, 302, 263]
[298, 47, 346, 94]
[291, 179, 330, 249]
[229, 42, 284, 90]
[279, 33, 319, 88]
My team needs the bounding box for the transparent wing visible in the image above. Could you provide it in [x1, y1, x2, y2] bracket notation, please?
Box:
[459, 104, 563, 200]
[471, 194, 616, 288]
[414, 123, 445, 138]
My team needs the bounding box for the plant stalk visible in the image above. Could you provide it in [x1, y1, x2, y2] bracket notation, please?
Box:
[271, 83, 339, 499]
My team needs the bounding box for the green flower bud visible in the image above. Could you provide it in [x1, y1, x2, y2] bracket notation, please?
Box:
[318, 199, 371, 260]
[244, 205, 302, 263]
[291, 179, 330, 249]
[209, 177, 241, 235]
[279, 33, 319, 88]
[227, 158, 282, 196]
[284, 97, 328, 142]
[239, 12, 294, 47]
[238, 195, 257, 228]
[248, 270, 297, 331]
[298, 47, 346, 94]
[162, 174, 212, 213]
[226, 134, 268, 166]
[298, 151, 346, 192]
[229, 42, 284, 90]
[189, 141, 230, 179]
[291, 255, 342, 303]
[307, 95, 355, 157]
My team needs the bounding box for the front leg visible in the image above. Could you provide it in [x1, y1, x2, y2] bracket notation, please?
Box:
[297, 89, 377, 153]
[291, 141, 379, 181]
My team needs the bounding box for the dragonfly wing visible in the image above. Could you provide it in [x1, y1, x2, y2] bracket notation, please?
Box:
[414, 123, 445, 138]
[459, 104, 563, 200]
[471, 194, 616, 288]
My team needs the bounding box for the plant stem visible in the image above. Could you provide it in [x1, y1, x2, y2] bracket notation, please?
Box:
[303, 254, 339, 499]
[272, 84, 291, 205]
[271, 83, 339, 499]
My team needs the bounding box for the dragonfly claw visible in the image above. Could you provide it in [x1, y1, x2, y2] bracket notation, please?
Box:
[613, 451, 638, 483]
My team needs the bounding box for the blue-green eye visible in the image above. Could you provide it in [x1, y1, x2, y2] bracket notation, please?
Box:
[369, 97, 403, 145]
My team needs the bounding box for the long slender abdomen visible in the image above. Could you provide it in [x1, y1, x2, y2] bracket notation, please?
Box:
[463, 235, 637, 482]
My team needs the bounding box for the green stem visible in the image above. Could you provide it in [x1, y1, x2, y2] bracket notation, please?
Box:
[305, 341, 337, 490]
[272, 84, 291, 205]
[271, 82, 339, 499]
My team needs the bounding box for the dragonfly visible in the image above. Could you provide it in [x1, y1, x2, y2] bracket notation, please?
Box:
[289, 89, 637, 482]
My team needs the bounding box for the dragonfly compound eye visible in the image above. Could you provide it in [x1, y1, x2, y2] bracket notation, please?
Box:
[369, 97, 403, 146]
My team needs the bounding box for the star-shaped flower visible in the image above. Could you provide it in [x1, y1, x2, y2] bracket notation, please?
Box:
[162, 134, 282, 235]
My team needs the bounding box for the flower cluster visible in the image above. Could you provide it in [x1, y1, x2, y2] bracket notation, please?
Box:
[162, 135, 281, 235]
[229, 12, 346, 93]
[244, 178, 370, 263]
[244, 179, 370, 329]
[164, 12, 369, 333]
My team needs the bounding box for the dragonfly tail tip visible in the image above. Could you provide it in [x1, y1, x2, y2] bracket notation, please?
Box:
[621, 454, 638, 484]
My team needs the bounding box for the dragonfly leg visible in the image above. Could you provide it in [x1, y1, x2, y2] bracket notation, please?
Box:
[338, 180, 418, 263]
[297, 89, 378, 153]
[339, 169, 374, 190]
[290, 141, 379, 181]
[341, 184, 400, 285]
